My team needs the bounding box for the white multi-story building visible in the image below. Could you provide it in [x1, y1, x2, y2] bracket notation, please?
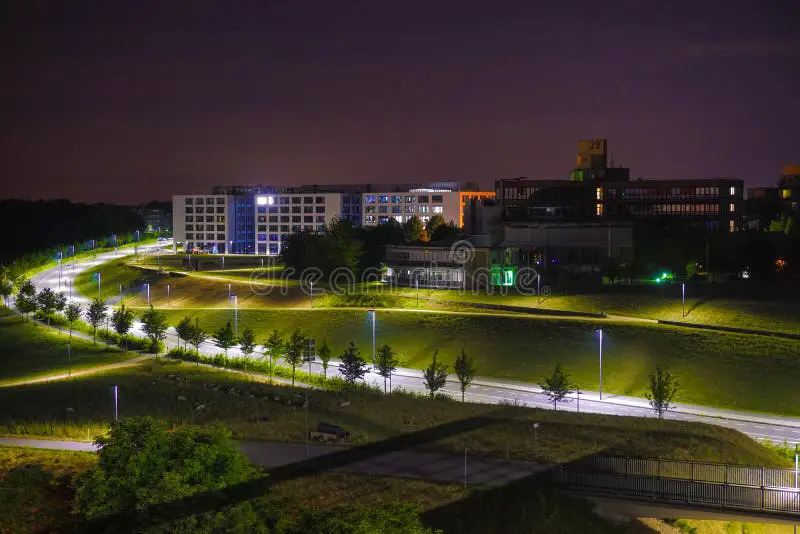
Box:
[173, 191, 351, 255]
[253, 192, 343, 255]
[362, 189, 495, 228]
[173, 194, 235, 253]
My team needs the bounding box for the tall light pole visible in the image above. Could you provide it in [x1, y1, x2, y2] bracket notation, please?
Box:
[309, 280, 314, 308]
[415, 278, 419, 307]
[597, 328, 603, 400]
[537, 274, 542, 305]
[228, 282, 231, 299]
[145, 283, 150, 306]
[681, 282, 686, 318]
[222, 255, 225, 270]
[368, 309, 376, 367]
[67, 342, 71, 377]
[58, 252, 63, 288]
[167, 284, 171, 306]
[231, 295, 238, 336]
[113, 385, 119, 421]
[96, 272, 102, 297]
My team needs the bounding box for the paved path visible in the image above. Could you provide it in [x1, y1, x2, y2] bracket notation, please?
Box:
[23, 246, 800, 447]
[0, 436, 544, 486]
[0, 354, 152, 387]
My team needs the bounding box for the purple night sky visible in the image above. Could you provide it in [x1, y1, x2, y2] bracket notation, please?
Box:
[2, 0, 798, 203]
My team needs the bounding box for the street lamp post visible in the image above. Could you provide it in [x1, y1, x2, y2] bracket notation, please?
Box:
[368, 309, 376, 367]
[145, 283, 150, 306]
[118, 283, 122, 303]
[309, 281, 313, 308]
[67, 342, 71, 377]
[597, 328, 603, 400]
[228, 283, 231, 299]
[415, 278, 419, 308]
[97, 272, 102, 297]
[681, 282, 686, 318]
[222, 255, 225, 270]
[113, 385, 118, 421]
[232, 295, 238, 336]
[167, 284, 171, 306]
[537, 274, 542, 305]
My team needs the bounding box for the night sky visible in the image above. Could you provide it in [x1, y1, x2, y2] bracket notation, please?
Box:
[2, 0, 798, 204]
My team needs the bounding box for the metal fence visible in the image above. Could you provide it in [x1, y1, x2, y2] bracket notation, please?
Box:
[574, 456, 797, 489]
[554, 456, 799, 517]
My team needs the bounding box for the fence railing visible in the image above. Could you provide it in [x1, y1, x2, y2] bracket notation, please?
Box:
[573, 456, 797, 489]
[553, 456, 799, 517]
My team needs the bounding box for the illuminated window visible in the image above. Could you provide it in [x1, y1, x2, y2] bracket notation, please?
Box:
[432, 206, 443, 213]
[729, 203, 735, 213]
[596, 203, 604, 216]
[729, 186, 735, 196]
[596, 187, 603, 200]
[781, 189, 792, 199]
[729, 220, 735, 232]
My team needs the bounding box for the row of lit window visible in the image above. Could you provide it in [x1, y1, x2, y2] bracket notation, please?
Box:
[257, 215, 326, 224]
[185, 224, 225, 232]
[185, 233, 226, 241]
[256, 206, 326, 214]
[365, 205, 443, 214]
[365, 215, 432, 224]
[184, 206, 225, 214]
[184, 197, 226, 205]
[365, 195, 444, 204]
[185, 216, 225, 223]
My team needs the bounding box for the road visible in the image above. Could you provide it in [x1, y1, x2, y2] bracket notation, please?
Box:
[26, 245, 800, 447]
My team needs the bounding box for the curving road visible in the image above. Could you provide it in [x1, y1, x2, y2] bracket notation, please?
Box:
[26, 245, 800, 447]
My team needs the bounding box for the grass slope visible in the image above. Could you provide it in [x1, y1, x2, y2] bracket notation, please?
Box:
[157, 308, 800, 417]
[0, 308, 133, 385]
[0, 360, 790, 468]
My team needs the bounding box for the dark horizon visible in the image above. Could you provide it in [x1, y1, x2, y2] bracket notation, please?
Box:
[2, 0, 798, 204]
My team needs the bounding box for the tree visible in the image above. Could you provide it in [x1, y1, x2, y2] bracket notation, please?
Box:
[36, 287, 66, 326]
[645, 366, 679, 420]
[140, 305, 168, 354]
[263, 329, 284, 381]
[539, 364, 575, 411]
[403, 215, 427, 243]
[213, 320, 236, 356]
[15, 279, 37, 318]
[285, 329, 307, 386]
[64, 302, 82, 341]
[375, 344, 399, 394]
[317, 339, 332, 380]
[431, 221, 459, 242]
[86, 297, 108, 343]
[175, 316, 193, 351]
[188, 318, 208, 363]
[73, 417, 259, 531]
[453, 348, 477, 402]
[422, 350, 448, 397]
[339, 342, 368, 388]
[111, 304, 135, 351]
[238, 327, 257, 375]
[425, 214, 445, 239]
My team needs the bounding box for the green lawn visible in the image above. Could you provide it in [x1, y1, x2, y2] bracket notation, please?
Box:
[156, 308, 800, 417]
[0, 308, 133, 385]
[73, 257, 163, 301]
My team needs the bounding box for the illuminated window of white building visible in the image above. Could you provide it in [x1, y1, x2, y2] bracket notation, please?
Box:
[729, 186, 735, 196]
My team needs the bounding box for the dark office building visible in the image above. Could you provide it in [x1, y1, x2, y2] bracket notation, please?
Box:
[496, 140, 745, 232]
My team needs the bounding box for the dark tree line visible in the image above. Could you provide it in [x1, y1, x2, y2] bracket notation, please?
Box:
[0, 199, 146, 263]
